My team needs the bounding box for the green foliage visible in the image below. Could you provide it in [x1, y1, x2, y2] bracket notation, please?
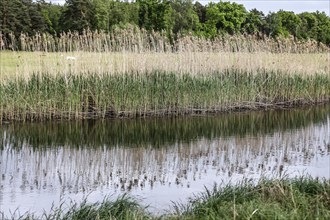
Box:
[165, 0, 200, 35]
[108, 0, 139, 30]
[277, 10, 301, 37]
[242, 9, 266, 35]
[298, 12, 318, 40]
[204, 2, 247, 37]
[0, 0, 329, 45]
[0, 0, 31, 35]
[60, 0, 96, 32]
[312, 11, 330, 45]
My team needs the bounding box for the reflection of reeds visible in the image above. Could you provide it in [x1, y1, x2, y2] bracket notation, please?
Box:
[1, 104, 329, 148]
[1, 71, 329, 122]
[1, 117, 328, 195]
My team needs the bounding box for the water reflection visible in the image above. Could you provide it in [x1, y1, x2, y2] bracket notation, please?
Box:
[0, 104, 329, 216]
[1, 104, 329, 148]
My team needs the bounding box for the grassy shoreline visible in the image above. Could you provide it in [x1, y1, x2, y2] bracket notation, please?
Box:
[1, 69, 329, 123]
[2, 177, 329, 219]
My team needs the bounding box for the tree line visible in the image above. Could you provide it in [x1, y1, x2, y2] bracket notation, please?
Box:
[1, 0, 330, 45]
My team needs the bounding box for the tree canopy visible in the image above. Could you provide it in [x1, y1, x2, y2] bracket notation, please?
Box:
[0, 0, 329, 45]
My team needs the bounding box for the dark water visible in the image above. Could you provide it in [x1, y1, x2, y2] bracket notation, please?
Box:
[1, 105, 329, 216]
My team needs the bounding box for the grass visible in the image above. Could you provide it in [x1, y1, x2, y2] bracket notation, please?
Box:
[170, 177, 330, 220]
[2, 194, 151, 220]
[2, 177, 329, 219]
[1, 69, 329, 122]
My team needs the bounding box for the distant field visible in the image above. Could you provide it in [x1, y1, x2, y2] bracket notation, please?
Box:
[0, 51, 329, 80]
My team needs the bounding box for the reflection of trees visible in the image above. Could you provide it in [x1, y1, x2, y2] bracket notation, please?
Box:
[1, 104, 329, 148]
[1, 115, 329, 196]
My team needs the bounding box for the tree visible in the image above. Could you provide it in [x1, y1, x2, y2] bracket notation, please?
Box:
[107, 0, 139, 30]
[164, 0, 200, 35]
[277, 10, 301, 38]
[28, 0, 48, 34]
[0, 0, 31, 36]
[60, 0, 96, 32]
[93, 0, 108, 31]
[194, 1, 206, 24]
[265, 12, 283, 37]
[40, 2, 62, 35]
[137, 0, 169, 31]
[313, 11, 330, 45]
[204, 1, 247, 37]
[243, 9, 265, 35]
[298, 12, 318, 40]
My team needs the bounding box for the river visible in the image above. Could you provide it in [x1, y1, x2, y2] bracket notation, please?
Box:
[1, 104, 329, 217]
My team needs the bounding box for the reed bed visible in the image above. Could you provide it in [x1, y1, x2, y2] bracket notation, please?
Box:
[1, 51, 329, 79]
[1, 28, 329, 122]
[1, 28, 329, 53]
[1, 70, 329, 122]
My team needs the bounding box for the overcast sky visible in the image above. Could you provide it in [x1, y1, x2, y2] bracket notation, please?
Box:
[46, 0, 330, 16]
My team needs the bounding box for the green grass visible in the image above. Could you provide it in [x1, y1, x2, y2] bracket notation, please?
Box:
[2, 178, 329, 220]
[2, 194, 151, 220]
[1, 69, 329, 122]
[170, 177, 330, 220]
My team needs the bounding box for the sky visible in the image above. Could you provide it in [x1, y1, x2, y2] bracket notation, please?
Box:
[46, 0, 330, 16]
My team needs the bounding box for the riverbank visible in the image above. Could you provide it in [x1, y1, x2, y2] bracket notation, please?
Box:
[2, 177, 329, 219]
[1, 69, 329, 123]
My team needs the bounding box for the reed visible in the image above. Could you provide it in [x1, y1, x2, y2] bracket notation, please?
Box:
[1, 51, 329, 80]
[1, 27, 329, 53]
[1, 70, 329, 122]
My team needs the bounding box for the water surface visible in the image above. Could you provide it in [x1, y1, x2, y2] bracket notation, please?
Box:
[1, 104, 329, 216]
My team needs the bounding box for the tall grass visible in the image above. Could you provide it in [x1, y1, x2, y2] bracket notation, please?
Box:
[1, 70, 329, 122]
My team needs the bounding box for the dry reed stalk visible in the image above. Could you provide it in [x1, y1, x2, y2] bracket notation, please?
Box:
[1, 27, 329, 53]
[1, 51, 328, 80]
